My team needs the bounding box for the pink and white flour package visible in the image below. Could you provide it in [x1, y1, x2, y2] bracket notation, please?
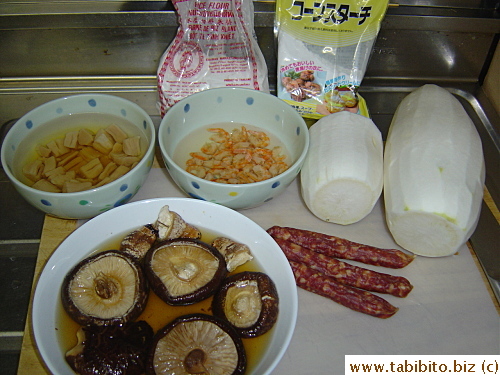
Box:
[157, 0, 270, 117]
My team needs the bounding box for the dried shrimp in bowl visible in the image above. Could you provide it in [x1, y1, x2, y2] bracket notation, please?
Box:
[185, 125, 290, 184]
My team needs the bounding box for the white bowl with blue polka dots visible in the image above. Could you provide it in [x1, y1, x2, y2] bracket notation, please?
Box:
[1, 94, 155, 219]
[158, 87, 309, 210]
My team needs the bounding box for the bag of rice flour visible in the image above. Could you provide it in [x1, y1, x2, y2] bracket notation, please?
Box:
[157, 0, 269, 117]
[275, 0, 389, 120]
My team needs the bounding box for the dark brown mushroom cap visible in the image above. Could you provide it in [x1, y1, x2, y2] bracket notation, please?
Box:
[66, 320, 154, 375]
[146, 313, 246, 375]
[212, 271, 279, 338]
[144, 238, 227, 305]
[61, 250, 149, 327]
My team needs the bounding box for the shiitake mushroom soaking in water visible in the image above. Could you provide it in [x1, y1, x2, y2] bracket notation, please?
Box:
[157, 0, 269, 117]
[275, 0, 389, 120]
[59, 206, 280, 374]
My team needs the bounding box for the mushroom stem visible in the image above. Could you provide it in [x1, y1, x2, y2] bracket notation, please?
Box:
[184, 348, 208, 374]
[94, 272, 119, 299]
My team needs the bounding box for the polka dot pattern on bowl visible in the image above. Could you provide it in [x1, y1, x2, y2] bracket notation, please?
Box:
[22, 94, 147, 212]
[158, 87, 309, 210]
[37, 181, 135, 212]
[1, 93, 156, 219]
[166, 91, 307, 207]
[115, 193, 133, 207]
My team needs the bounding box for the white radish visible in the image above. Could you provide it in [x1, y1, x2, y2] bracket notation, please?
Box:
[384, 84, 485, 257]
[300, 111, 383, 225]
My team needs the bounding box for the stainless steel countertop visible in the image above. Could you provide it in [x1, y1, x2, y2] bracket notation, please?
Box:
[0, 137, 44, 374]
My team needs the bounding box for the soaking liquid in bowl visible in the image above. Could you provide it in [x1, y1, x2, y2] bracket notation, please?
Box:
[172, 122, 292, 176]
[12, 112, 148, 187]
[56, 227, 274, 374]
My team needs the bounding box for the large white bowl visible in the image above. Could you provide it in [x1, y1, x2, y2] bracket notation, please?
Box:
[158, 87, 309, 210]
[1, 94, 155, 219]
[32, 197, 298, 375]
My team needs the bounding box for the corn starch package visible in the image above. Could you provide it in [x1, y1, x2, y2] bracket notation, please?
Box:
[275, 0, 389, 120]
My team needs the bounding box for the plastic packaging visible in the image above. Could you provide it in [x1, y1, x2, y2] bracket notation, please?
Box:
[157, 0, 270, 117]
[275, 0, 389, 119]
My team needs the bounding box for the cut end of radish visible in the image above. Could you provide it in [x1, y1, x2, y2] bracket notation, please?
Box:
[387, 211, 463, 257]
[307, 179, 376, 225]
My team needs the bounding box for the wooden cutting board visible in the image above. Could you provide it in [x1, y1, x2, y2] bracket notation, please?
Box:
[18, 216, 77, 374]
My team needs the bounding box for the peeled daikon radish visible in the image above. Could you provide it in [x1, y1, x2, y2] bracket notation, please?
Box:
[300, 111, 383, 225]
[384, 84, 485, 257]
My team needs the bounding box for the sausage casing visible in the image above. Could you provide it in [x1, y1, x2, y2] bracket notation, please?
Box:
[273, 237, 413, 297]
[268, 226, 414, 269]
[290, 261, 398, 319]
